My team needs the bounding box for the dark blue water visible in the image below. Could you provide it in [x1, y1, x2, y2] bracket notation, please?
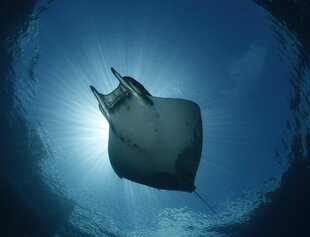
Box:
[0, 0, 309, 236]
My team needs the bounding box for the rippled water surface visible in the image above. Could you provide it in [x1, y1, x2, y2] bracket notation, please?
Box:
[1, 0, 309, 236]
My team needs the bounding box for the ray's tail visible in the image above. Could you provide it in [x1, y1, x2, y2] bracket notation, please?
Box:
[194, 191, 222, 221]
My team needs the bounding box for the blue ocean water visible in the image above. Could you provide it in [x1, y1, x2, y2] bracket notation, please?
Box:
[0, 0, 309, 236]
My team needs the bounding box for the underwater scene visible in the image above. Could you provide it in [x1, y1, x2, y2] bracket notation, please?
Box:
[0, 0, 309, 236]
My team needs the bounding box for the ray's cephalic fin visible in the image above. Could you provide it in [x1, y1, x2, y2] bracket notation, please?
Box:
[110, 67, 153, 106]
[90, 85, 111, 123]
